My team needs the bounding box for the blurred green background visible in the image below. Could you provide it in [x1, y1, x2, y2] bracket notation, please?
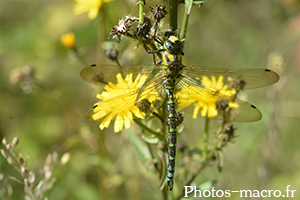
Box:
[1, 0, 300, 199]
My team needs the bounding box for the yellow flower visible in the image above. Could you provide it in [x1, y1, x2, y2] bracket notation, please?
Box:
[88, 73, 159, 132]
[60, 32, 76, 49]
[74, 0, 113, 19]
[176, 75, 239, 119]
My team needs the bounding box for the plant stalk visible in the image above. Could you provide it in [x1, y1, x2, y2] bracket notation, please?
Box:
[169, 0, 178, 31]
[139, 1, 145, 23]
[180, 11, 190, 43]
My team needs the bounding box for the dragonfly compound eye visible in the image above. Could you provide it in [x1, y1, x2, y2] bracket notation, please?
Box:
[164, 36, 184, 54]
[165, 41, 173, 51]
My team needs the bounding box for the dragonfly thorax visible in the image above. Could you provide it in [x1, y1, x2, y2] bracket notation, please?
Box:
[162, 36, 184, 67]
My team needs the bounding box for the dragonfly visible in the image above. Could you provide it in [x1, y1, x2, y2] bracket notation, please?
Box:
[80, 35, 279, 191]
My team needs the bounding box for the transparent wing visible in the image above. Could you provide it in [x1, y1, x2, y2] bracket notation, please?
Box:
[80, 64, 157, 86]
[182, 66, 279, 90]
[174, 75, 262, 122]
[85, 70, 167, 123]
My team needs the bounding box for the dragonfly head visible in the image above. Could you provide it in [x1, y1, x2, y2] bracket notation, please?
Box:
[164, 36, 183, 55]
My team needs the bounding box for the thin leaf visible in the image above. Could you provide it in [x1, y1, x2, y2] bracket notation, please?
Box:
[194, 0, 210, 8]
[188, 147, 203, 155]
[193, 0, 210, 4]
[141, 134, 159, 144]
[185, 0, 193, 15]
[185, 0, 210, 14]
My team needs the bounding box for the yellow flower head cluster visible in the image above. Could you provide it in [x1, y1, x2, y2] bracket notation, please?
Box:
[176, 75, 239, 119]
[74, 0, 113, 19]
[89, 73, 159, 133]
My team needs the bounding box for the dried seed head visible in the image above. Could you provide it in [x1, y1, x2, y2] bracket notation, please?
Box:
[135, 17, 152, 39]
[136, 99, 151, 114]
[216, 98, 229, 111]
[18, 153, 24, 165]
[110, 16, 139, 43]
[11, 137, 19, 147]
[110, 27, 123, 43]
[175, 111, 184, 126]
[105, 46, 119, 62]
[228, 76, 246, 91]
[150, 5, 168, 22]
[222, 123, 236, 142]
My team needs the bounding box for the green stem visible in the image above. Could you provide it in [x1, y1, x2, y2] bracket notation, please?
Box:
[133, 119, 166, 143]
[169, 0, 178, 31]
[203, 117, 210, 160]
[97, 8, 105, 63]
[180, 11, 190, 43]
[96, 7, 109, 200]
[139, 0, 145, 23]
[162, 177, 168, 200]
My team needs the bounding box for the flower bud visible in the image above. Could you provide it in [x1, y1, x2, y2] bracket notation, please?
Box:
[61, 152, 71, 165]
[61, 32, 76, 50]
[7, 156, 14, 166]
[28, 171, 35, 184]
[1, 149, 7, 159]
[11, 137, 19, 147]
[2, 138, 8, 145]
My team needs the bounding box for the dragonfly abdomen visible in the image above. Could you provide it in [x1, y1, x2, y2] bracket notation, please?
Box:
[165, 78, 177, 191]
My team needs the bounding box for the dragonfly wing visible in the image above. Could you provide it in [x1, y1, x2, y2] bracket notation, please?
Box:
[136, 69, 167, 113]
[86, 81, 166, 122]
[174, 75, 262, 122]
[86, 69, 167, 123]
[136, 65, 165, 103]
[86, 90, 139, 121]
[182, 66, 279, 90]
[80, 64, 155, 86]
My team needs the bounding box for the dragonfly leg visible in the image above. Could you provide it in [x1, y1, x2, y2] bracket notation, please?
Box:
[142, 39, 165, 64]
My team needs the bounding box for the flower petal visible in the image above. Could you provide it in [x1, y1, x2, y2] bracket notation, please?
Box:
[88, 7, 99, 19]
